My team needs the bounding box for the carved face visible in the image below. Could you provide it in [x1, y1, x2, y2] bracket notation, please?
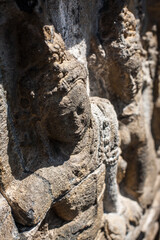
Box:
[42, 79, 91, 143]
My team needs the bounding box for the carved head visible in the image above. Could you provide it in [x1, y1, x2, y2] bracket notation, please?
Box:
[40, 26, 91, 143]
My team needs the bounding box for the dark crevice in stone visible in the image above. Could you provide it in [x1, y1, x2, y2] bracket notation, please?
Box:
[15, 0, 38, 13]
[72, 224, 91, 236]
[136, 231, 145, 240]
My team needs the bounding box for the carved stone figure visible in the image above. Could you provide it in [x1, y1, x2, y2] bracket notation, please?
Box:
[0, 12, 121, 237]
[89, 1, 158, 208]
[0, 1, 160, 239]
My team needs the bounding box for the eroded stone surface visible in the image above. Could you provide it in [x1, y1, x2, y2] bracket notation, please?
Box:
[0, 193, 19, 240]
[0, 0, 160, 239]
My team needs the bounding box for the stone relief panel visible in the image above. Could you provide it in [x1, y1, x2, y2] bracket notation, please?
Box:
[0, 0, 159, 239]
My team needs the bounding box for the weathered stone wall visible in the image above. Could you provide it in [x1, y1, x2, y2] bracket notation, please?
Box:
[0, 0, 159, 239]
